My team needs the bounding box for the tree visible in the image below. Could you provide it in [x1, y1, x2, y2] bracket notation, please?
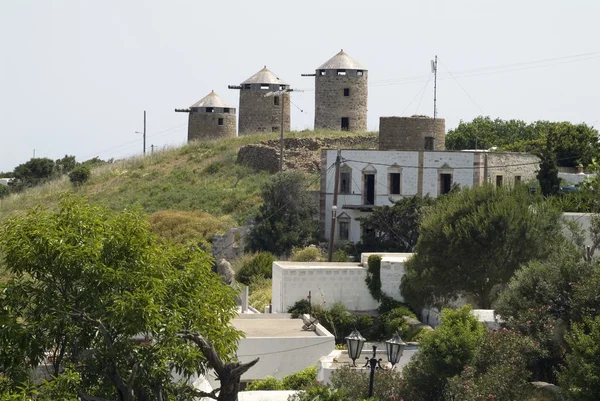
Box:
[68, 164, 91, 186]
[402, 306, 485, 401]
[55, 155, 77, 174]
[401, 184, 562, 309]
[12, 157, 55, 187]
[559, 317, 600, 400]
[446, 116, 600, 167]
[247, 171, 317, 256]
[537, 141, 561, 196]
[352, 195, 435, 256]
[0, 185, 9, 199]
[0, 197, 249, 400]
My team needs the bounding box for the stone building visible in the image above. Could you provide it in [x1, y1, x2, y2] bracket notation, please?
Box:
[175, 91, 236, 142]
[229, 66, 290, 135]
[379, 116, 446, 151]
[305, 50, 368, 132]
[319, 149, 539, 243]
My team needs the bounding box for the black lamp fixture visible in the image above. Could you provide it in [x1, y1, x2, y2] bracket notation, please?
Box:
[385, 332, 406, 368]
[345, 329, 407, 398]
[345, 328, 366, 366]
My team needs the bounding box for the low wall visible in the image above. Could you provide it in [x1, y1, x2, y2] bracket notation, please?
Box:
[237, 145, 279, 173]
[272, 254, 409, 313]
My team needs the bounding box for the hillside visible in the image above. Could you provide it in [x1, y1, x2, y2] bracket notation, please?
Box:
[0, 130, 377, 227]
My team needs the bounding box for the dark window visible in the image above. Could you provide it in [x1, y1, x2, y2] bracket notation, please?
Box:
[218, 118, 224, 126]
[390, 173, 401, 194]
[341, 117, 349, 131]
[319, 70, 326, 76]
[340, 171, 351, 194]
[223, 108, 230, 113]
[514, 175, 522, 184]
[364, 174, 375, 205]
[440, 173, 452, 194]
[206, 107, 214, 113]
[337, 69, 347, 76]
[274, 96, 280, 106]
[357, 70, 364, 76]
[244, 84, 251, 90]
[424, 136, 434, 150]
[496, 175, 503, 187]
[344, 88, 350, 97]
[339, 221, 349, 241]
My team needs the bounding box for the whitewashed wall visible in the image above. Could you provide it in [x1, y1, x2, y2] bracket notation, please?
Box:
[272, 254, 409, 313]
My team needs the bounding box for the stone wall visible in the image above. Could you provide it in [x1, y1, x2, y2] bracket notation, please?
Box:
[379, 116, 446, 151]
[314, 72, 368, 132]
[237, 145, 279, 173]
[187, 112, 236, 142]
[238, 90, 291, 135]
[484, 152, 539, 185]
[212, 225, 251, 261]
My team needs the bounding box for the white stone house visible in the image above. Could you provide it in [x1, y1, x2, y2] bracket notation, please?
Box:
[319, 149, 539, 243]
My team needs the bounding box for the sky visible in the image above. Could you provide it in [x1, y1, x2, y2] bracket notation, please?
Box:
[1, 0, 599, 172]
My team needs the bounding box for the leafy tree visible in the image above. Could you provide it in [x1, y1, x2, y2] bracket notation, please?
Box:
[352, 195, 435, 256]
[247, 171, 317, 256]
[55, 155, 77, 174]
[445, 329, 540, 401]
[0, 185, 9, 199]
[0, 197, 247, 400]
[401, 184, 562, 309]
[12, 157, 55, 187]
[402, 306, 485, 401]
[68, 164, 91, 186]
[559, 317, 600, 400]
[537, 140, 561, 196]
[446, 116, 600, 167]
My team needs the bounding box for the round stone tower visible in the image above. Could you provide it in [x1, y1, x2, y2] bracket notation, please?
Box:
[230, 67, 290, 135]
[379, 116, 446, 151]
[180, 91, 236, 142]
[311, 50, 368, 132]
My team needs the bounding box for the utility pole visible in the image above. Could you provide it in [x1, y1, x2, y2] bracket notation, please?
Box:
[327, 150, 342, 262]
[264, 89, 294, 171]
[143, 110, 147, 156]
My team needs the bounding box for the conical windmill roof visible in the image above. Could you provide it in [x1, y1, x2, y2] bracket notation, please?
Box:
[241, 66, 289, 85]
[190, 91, 233, 108]
[317, 50, 366, 70]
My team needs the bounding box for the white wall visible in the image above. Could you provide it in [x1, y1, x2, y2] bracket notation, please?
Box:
[272, 254, 409, 313]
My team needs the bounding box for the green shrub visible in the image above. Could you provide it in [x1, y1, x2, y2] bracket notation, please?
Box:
[68, 165, 91, 186]
[291, 246, 322, 262]
[0, 185, 9, 199]
[281, 366, 317, 390]
[248, 276, 271, 311]
[365, 255, 382, 300]
[332, 249, 349, 262]
[288, 299, 311, 318]
[290, 385, 349, 401]
[245, 376, 283, 391]
[329, 366, 406, 400]
[314, 302, 373, 344]
[237, 252, 275, 285]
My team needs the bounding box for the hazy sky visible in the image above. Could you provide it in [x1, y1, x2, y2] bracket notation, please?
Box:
[1, 0, 599, 172]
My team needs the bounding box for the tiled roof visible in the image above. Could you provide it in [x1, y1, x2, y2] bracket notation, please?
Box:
[317, 50, 366, 70]
[241, 66, 289, 85]
[190, 91, 233, 108]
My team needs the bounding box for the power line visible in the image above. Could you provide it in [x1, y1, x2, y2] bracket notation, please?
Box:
[399, 74, 433, 116]
[438, 58, 485, 115]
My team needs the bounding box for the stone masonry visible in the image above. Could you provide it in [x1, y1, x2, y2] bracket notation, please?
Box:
[239, 89, 291, 134]
[379, 116, 446, 151]
[188, 110, 236, 141]
[315, 71, 368, 132]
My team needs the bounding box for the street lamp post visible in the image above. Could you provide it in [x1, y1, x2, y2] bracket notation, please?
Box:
[345, 329, 407, 398]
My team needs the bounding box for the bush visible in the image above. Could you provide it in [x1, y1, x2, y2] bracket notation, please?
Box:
[68, 165, 91, 186]
[245, 376, 283, 391]
[329, 366, 406, 400]
[281, 366, 317, 390]
[237, 252, 275, 285]
[288, 299, 311, 318]
[148, 210, 235, 246]
[314, 302, 373, 344]
[332, 249, 349, 262]
[290, 385, 349, 401]
[291, 246, 322, 262]
[0, 185, 9, 199]
[248, 276, 271, 311]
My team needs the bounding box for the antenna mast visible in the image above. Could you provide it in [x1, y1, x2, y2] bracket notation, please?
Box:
[431, 55, 438, 121]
